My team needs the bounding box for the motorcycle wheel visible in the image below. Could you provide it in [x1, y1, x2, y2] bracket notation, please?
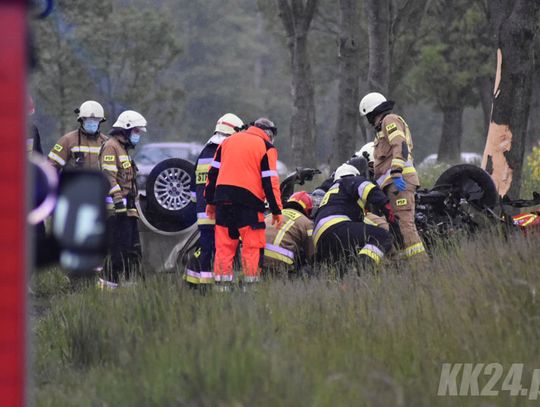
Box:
[434, 164, 498, 209]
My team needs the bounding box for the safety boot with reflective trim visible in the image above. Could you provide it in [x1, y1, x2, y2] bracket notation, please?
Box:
[97, 278, 118, 290]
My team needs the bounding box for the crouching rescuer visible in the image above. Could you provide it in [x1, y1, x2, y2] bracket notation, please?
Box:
[263, 191, 314, 274]
[99, 110, 147, 286]
[313, 164, 395, 268]
[184, 113, 244, 287]
[204, 118, 283, 288]
[359, 92, 427, 260]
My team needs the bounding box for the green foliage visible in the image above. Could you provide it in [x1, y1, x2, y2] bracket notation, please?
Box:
[31, 267, 71, 299]
[417, 162, 452, 188]
[32, 0, 183, 147]
[408, 0, 493, 110]
[522, 141, 540, 198]
[33, 230, 540, 406]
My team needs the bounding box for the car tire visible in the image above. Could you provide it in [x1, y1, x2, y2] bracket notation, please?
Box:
[434, 164, 498, 209]
[146, 158, 196, 228]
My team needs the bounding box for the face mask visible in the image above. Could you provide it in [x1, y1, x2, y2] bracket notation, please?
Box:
[82, 119, 100, 134]
[129, 133, 141, 146]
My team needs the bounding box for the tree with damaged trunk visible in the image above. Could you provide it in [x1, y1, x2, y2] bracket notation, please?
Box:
[410, 0, 492, 163]
[276, 0, 318, 167]
[482, 0, 540, 198]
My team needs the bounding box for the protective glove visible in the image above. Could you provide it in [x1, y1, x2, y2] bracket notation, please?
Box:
[114, 201, 127, 217]
[272, 214, 283, 229]
[206, 204, 216, 220]
[381, 202, 397, 224]
[392, 175, 407, 192]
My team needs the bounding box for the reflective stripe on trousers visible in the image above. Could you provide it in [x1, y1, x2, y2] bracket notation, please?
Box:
[214, 224, 265, 281]
[401, 242, 426, 258]
[313, 215, 351, 247]
[184, 269, 214, 284]
[197, 212, 216, 226]
[358, 243, 384, 264]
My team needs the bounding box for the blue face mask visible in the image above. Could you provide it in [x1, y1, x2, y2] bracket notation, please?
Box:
[129, 133, 141, 146]
[82, 119, 99, 134]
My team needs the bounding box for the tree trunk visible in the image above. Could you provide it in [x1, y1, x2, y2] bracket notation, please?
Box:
[332, 0, 361, 168]
[277, 0, 318, 168]
[526, 64, 540, 149]
[290, 34, 317, 166]
[365, 0, 390, 93]
[482, 0, 540, 198]
[254, 11, 264, 91]
[476, 75, 494, 139]
[437, 105, 464, 163]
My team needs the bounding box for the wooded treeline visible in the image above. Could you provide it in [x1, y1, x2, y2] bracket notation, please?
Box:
[31, 0, 540, 196]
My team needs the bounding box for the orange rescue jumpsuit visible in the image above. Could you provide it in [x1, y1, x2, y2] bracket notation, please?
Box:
[205, 126, 283, 283]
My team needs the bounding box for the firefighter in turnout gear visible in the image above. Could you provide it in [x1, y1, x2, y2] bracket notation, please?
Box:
[205, 117, 283, 288]
[359, 92, 427, 260]
[99, 110, 147, 286]
[184, 113, 244, 288]
[314, 164, 394, 268]
[48, 100, 107, 170]
[263, 191, 314, 274]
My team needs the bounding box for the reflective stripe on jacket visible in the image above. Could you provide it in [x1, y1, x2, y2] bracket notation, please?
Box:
[99, 137, 138, 217]
[373, 114, 419, 188]
[205, 126, 282, 214]
[264, 208, 314, 267]
[313, 175, 388, 246]
[47, 129, 107, 170]
[191, 143, 219, 226]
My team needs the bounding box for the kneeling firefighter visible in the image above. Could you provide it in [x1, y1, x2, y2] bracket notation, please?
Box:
[313, 163, 395, 267]
[359, 92, 427, 260]
[205, 118, 283, 288]
[263, 191, 314, 274]
[99, 110, 147, 286]
[184, 113, 244, 288]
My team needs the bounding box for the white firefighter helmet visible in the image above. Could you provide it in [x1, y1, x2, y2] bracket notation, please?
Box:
[77, 100, 105, 121]
[334, 163, 360, 181]
[359, 92, 387, 116]
[112, 110, 147, 130]
[355, 141, 375, 163]
[214, 113, 243, 135]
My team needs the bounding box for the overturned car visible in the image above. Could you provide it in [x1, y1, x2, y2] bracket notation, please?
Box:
[139, 156, 540, 272]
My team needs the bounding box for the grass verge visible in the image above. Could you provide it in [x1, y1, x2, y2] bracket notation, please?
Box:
[33, 228, 540, 406]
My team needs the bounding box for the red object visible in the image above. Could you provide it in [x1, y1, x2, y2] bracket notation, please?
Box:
[205, 126, 283, 214]
[383, 202, 396, 224]
[214, 222, 266, 282]
[287, 191, 313, 217]
[512, 211, 540, 236]
[0, 1, 27, 406]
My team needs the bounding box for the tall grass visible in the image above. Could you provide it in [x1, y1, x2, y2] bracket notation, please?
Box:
[33, 228, 540, 406]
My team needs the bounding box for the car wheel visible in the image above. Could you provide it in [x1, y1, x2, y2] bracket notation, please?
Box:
[146, 158, 196, 225]
[434, 164, 498, 209]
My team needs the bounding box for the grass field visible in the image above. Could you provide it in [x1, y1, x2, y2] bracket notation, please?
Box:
[31, 224, 540, 406]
